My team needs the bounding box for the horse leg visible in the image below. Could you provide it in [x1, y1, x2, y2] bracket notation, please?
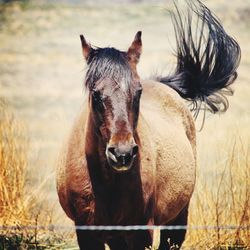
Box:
[107, 231, 152, 250]
[158, 204, 189, 250]
[76, 230, 105, 250]
[130, 230, 152, 250]
[107, 235, 127, 250]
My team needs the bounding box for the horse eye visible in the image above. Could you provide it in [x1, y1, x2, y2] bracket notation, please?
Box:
[92, 90, 101, 102]
[135, 87, 143, 98]
[92, 90, 104, 111]
[133, 88, 142, 108]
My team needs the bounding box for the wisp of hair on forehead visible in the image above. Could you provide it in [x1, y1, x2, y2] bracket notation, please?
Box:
[85, 47, 133, 92]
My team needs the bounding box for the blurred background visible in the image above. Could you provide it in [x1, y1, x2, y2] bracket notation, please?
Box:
[0, 0, 249, 249]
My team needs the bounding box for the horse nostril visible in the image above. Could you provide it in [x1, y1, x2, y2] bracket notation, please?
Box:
[108, 147, 116, 156]
[132, 145, 139, 157]
[107, 147, 118, 163]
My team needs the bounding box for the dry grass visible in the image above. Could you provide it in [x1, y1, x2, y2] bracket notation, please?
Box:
[0, 100, 28, 226]
[0, 101, 75, 249]
[184, 136, 250, 249]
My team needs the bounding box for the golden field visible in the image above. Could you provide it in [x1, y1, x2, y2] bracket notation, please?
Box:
[0, 0, 249, 249]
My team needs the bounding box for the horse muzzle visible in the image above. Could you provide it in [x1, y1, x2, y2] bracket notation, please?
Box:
[105, 143, 138, 173]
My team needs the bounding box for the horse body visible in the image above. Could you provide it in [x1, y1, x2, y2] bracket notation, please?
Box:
[57, 80, 196, 248]
[57, 1, 240, 249]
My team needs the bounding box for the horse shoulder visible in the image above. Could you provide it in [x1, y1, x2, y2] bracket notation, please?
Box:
[56, 105, 95, 223]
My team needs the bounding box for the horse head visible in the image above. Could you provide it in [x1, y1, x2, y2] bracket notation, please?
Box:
[80, 32, 143, 173]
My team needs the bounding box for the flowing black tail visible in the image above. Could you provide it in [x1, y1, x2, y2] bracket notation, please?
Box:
[158, 0, 241, 117]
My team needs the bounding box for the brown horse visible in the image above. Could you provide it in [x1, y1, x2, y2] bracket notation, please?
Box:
[56, 1, 240, 249]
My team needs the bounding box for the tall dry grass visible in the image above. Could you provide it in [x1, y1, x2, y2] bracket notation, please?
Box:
[0, 100, 28, 226]
[0, 101, 75, 249]
[184, 136, 250, 249]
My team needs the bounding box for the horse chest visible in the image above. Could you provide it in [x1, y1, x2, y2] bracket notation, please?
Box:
[94, 189, 147, 225]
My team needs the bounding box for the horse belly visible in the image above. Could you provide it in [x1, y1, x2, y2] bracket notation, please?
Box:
[154, 121, 196, 224]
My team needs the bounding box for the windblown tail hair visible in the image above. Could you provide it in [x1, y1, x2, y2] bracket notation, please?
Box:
[158, 0, 241, 117]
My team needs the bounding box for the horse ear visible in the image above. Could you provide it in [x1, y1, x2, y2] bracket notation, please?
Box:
[80, 34, 92, 60]
[127, 31, 142, 66]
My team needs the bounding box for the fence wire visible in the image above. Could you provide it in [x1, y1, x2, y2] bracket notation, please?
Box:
[0, 225, 249, 231]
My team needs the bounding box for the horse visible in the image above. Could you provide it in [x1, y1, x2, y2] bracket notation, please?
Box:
[56, 1, 240, 249]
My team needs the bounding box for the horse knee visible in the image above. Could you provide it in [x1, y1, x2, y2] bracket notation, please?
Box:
[107, 236, 127, 250]
[130, 230, 152, 250]
[159, 228, 186, 250]
[76, 230, 105, 250]
[158, 205, 189, 250]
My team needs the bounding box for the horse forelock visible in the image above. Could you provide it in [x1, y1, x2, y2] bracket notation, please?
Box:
[84, 47, 135, 93]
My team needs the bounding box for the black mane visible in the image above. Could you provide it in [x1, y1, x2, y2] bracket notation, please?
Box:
[85, 47, 133, 91]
